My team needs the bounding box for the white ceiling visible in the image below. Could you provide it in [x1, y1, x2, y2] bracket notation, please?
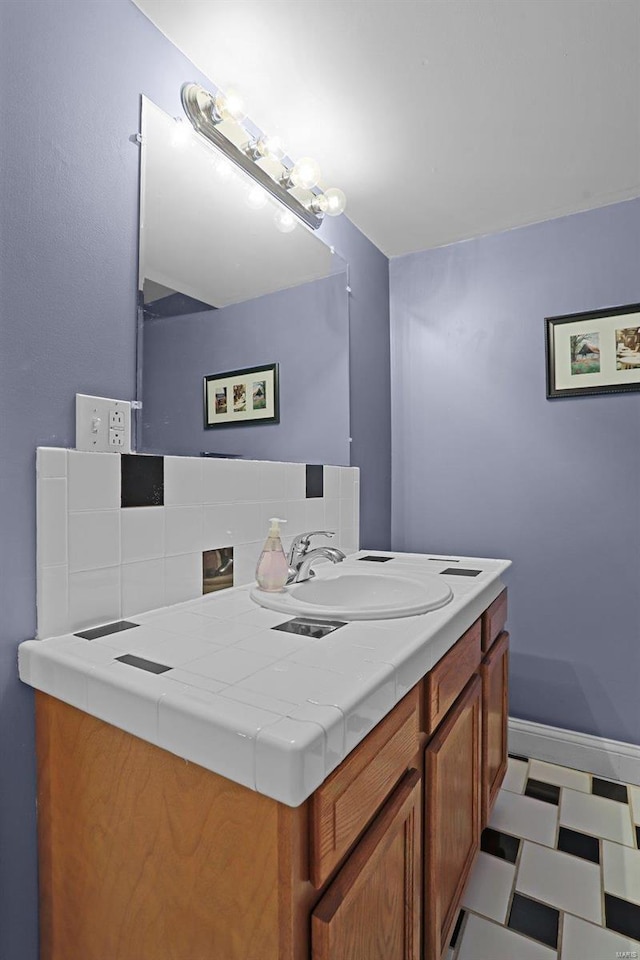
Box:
[133, 0, 640, 258]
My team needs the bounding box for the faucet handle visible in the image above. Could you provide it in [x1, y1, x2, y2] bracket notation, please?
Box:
[288, 530, 335, 564]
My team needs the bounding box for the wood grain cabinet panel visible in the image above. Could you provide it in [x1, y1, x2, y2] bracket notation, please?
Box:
[310, 685, 421, 887]
[425, 619, 481, 734]
[424, 675, 482, 960]
[481, 631, 509, 826]
[311, 769, 422, 960]
[481, 589, 507, 652]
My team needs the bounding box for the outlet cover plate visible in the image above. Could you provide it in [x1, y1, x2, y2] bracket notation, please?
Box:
[76, 394, 132, 453]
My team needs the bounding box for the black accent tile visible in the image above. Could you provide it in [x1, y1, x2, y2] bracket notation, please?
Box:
[507, 893, 559, 950]
[428, 557, 459, 562]
[121, 454, 164, 507]
[508, 753, 529, 763]
[636, 825, 640, 848]
[357, 555, 393, 562]
[480, 827, 520, 864]
[272, 617, 346, 639]
[305, 464, 323, 498]
[605, 893, 640, 941]
[440, 567, 481, 577]
[75, 620, 139, 641]
[524, 778, 561, 806]
[592, 777, 629, 804]
[115, 654, 172, 674]
[449, 910, 465, 948]
[557, 826, 600, 864]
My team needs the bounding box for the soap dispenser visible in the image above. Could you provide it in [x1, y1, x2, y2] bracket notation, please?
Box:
[255, 518, 289, 592]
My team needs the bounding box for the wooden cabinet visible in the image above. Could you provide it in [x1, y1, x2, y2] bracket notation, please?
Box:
[481, 631, 510, 827]
[35, 590, 509, 960]
[311, 769, 422, 960]
[424, 675, 482, 960]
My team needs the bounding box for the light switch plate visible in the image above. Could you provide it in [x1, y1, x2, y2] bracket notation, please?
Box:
[76, 394, 132, 453]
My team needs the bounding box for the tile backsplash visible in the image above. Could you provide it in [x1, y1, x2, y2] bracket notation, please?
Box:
[36, 449, 360, 638]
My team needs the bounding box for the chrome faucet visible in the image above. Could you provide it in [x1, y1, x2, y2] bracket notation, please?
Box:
[287, 531, 346, 583]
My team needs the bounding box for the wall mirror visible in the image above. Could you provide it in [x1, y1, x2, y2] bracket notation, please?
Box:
[136, 96, 351, 465]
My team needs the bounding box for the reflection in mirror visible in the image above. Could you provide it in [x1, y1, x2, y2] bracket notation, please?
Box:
[137, 97, 351, 465]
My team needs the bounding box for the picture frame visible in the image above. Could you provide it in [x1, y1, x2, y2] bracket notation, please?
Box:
[204, 363, 279, 428]
[545, 303, 640, 399]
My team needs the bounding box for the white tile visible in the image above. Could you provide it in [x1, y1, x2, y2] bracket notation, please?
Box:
[68, 510, 120, 572]
[219, 686, 294, 716]
[140, 635, 225, 668]
[324, 465, 341, 500]
[603, 839, 640, 905]
[194, 589, 255, 619]
[457, 914, 556, 960]
[489, 790, 558, 847]
[323, 498, 340, 531]
[529, 759, 591, 793]
[38, 478, 68, 566]
[259, 461, 287, 501]
[164, 553, 202, 606]
[255, 717, 326, 805]
[561, 912, 640, 960]
[354, 482, 360, 534]
[284, 462, 305, 500]
[202, 503, 233, 550]
[516, 840, 602, 923]
[502, 757, 529, 794]
[227, 460, 261, 502]
[232, 541, 262, 586]
[150, 610, 215, 638]
[163, 670, 227, 695]
[339, 496, 355, 530]
[461, 851, 516, 923]
[240, 661, 357, 706]
[89, 624, 166, 652]
[287, 701, 345, 770]
[68, 566, 120, 632]
[163, 456, 202, 505]
[87, 661, 180, 745]
[121, 507, 164, 562]
[180, 647, 275, 684]
[37, 565, 69, 638]
[630, 785, 640, 824]
[47, 637, 119, 667]
[305, 498, 325, 529]
[68, 450, 120, 511]
[158, 689, 279, 790]
[256, 499, 288, 536]
[281, 499, 307, 537]
[156, 612, 262, 647]
[37, 447, 67, 478]
[560, 787, 636, 846]
[164, 505, 203, 556]
[121, 559, 165, 618]
[287, 641, 389, 676]
[339, 466, 356, 500]
[343, 669, 397, 752]
[201, 458, 236, 503]
[23, 641, 90, 710]
[235, 607, 292, 628]
[236, 628, 310, 659]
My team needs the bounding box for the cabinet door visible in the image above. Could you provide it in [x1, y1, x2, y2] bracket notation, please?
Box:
[311, 769, 421, 960]
[424, 675, 481, 960]
[481, 631, 509, 826]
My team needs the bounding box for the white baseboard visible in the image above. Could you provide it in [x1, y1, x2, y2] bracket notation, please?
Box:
[508, 717, 640, 787]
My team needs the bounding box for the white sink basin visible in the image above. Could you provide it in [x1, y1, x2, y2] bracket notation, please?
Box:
[250, 569, 453, 621]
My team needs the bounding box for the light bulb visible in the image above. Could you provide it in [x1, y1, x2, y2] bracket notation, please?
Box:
[290, 156, 321, 190]
[310, 193, 329, 215]
[323, 187, 347, 216]
[246, 184, 268, 210]
[274, 209, 296, 233]
[257, 135, 284, 162]
[212, 87, 246, 123]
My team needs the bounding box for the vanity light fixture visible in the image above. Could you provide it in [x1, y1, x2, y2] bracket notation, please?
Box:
[181, 82, 346, 230]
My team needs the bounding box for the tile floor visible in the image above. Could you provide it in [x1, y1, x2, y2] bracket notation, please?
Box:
[447, 755, 640, 960]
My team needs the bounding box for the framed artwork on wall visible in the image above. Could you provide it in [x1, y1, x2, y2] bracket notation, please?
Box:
[204, 363, 280, 427]
[545, 303, 640, 399]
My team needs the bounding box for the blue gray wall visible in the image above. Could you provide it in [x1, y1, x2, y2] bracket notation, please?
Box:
[142, 273, 351, 465]
[0, 2, 390, 956]
[391, 198, 640, 746]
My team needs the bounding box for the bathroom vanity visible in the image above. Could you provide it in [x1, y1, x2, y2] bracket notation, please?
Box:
[21, 552, 510, 960]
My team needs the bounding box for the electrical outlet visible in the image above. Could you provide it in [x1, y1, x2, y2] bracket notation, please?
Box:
[76, 395, 132, 453]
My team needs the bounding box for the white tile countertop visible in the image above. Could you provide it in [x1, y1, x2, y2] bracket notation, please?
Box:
[19, 550, 510, 806]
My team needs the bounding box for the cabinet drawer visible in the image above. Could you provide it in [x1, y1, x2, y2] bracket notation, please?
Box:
[425, 619, 481, 734]
[310, 685, 421, 888]
[481, 588, 507, 652]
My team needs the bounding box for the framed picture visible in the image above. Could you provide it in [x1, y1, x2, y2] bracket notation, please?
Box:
[204, 363, 279, 428]
[545, 303, 640, 399]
